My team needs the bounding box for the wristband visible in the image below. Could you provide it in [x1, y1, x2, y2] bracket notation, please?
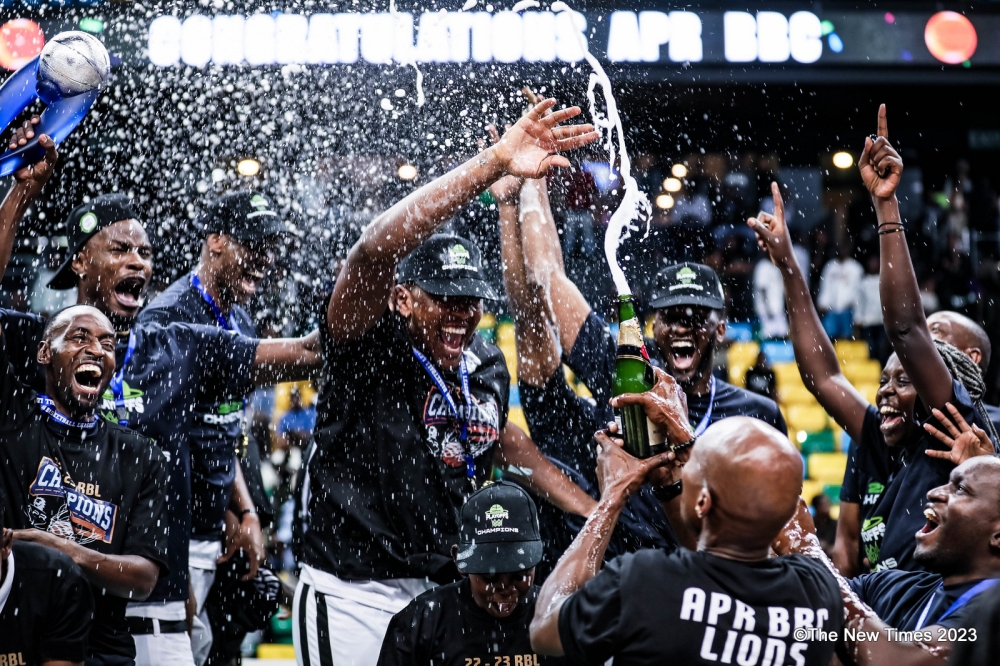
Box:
[233, 508, 256, 522]
[670, 436, 697, 454]
[652, 480, 683, 502]
[878, 226, 904, 235]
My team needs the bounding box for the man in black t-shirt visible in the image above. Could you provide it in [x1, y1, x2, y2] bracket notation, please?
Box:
[775, 455, 1000, 664]
[0, 153, 321, 665]
[296, 99, 599, 665]
[496, 176, 783, 557]
[530, 406, 842, 665]
[378, 482, 561, 666]
[1, 501, 94, 666]
[0, 305, 169, 665]
[140, 191, 289, 664]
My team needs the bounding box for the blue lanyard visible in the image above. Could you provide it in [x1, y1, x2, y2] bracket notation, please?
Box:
[693, 376, 717, 437]
[412, 347, 475, 479]
[36, 395, 97, 430]
[108, 331, 137, 426]
[191, 274, 241, 333]
[915, 579, 999, 630]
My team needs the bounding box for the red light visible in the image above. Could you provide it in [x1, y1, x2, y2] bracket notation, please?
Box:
[925, 11, 977, 65]
[884, 13, 895, 24]
[0, 19, 45, 71]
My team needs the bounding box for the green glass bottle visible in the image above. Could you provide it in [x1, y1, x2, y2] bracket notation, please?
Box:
[612, 295, 663, 458]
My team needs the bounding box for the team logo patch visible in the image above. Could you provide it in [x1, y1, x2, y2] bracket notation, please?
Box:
[670, 265, 704, 292]
[27, 457, 118, 545]
[101, 381, 145, 422]
[486, 503, 508, 527]
[422, 386, 499, 467]
[80, 212, 99, 233]
[442, 243, 477, 272]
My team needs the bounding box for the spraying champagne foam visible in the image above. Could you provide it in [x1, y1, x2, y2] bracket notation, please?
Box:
[390, 0, 425, 106]
[553, 1, 651, 297]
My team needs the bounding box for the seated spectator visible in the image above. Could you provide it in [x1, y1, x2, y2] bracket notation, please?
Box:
[0, 305, 168, 664]
[855, 255, 885, 362]
[811, 494, 837, 556]
[744, 350, 778, 403]
[378, 481, 557, 666]
[275, 385, 316, 452]
[816, 242, 863, 340]
[1, 501, 94, 666]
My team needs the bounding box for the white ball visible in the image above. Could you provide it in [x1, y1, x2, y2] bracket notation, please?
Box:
[37, 31, 111, 98]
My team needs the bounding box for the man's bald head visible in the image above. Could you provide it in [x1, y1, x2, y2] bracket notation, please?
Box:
[680, 417, 804, 555]
[42, 305, 114, 345]
[929, 311, 991, 372]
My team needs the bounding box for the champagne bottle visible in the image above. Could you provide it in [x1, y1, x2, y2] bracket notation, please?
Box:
[612, 295, 663, 458]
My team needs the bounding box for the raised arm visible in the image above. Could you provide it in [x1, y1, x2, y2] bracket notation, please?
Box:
[748, 183, 869, 440]
[495, 422, 596, 518]
[530, 432, 671, 655]
[863, 105, 953, 410]
[12, 529, 159, 600]
[252, 329, 322, 385]
[326, 100, 597, 342]
[0, 118, 58, 290]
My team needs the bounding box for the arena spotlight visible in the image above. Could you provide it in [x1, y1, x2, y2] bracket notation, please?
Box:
[663, 177, 682, 193]
[832, 152, 854, 169]
[655, 194, 675, 210]
[237, 158, 261, 177]
[398, 164, 418, 181]
[671, 163, 688, 178]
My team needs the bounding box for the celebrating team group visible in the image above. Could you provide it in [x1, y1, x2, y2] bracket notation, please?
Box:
[2, 96, 999, 666]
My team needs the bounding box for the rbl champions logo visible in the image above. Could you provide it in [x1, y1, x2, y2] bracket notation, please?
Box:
[486, 503, 509, 527]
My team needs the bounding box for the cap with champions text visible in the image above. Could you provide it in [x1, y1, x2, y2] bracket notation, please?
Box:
[396, 234, 498, 301]
[455, 481, 543, 576]
[648, 262, 726, 310]
[195, 191, 293, 243]
[48, 194, 141, 290]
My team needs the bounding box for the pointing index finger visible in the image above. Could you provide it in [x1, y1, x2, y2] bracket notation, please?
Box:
[770, 182, 784, 222]
[877, 104, 888, 139]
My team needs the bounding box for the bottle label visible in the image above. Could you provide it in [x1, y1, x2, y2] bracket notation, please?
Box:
[648, 418, 666, 447]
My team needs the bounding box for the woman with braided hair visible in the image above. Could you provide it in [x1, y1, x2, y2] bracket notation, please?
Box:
[750, 146, 997, 576]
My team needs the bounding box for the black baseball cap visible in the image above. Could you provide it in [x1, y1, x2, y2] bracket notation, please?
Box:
[456, 481, 543, 575]
[396, 234, 498, 300]
[195, 192, 292, 243]
[48, 194, 141, 290]
[648, 262, 726, 310]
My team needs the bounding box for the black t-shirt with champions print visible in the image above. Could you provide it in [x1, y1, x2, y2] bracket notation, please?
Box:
[0, 330, 168, 660]
[558, 549, 843, 666]
[0, 541, 95, 666]
[377, 579, 563, 666]
[0, 308, 258, 604]
[302, 309, 509, 582]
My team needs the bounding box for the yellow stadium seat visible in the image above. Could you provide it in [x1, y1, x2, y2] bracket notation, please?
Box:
[258, 644, 296, 659]
[273, 381, 317, 420]
[843, 359, 882, 385]
[478, 312, 497, 331]
[856, 382, 879, 405]
[773, 363, 805, 388]
[801, 479, 826, 504]
[644, 315, 655, 339]
[508, 407, 530, 435]
[727, 341, 760, 367]
[835, 339, 871, 363]
[830, 504, 840, 520]
[808, 452, 848, 485]
[728, 364, 749, 388]
[778, 385, 818, 407]
[786, 404, 828, 433]
[496, 321, 515, 346]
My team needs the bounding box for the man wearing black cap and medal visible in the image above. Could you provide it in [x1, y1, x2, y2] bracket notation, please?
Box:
[295, 98, 599, 665]
[378, 481, 559, 666]
[0, 134, 323, 665]
[141, 191, 292, 664]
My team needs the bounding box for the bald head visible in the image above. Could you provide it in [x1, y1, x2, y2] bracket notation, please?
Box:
[929, 311, 991, 372]
[42, 305, 114, 345]
[681, 417, 804, 555]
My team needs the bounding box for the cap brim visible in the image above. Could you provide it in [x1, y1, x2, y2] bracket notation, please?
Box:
[47, 258, 79, 290]
[414, 277, 499, 301]
[455, 539, 543, 575]
[649, 293, 725, 310]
